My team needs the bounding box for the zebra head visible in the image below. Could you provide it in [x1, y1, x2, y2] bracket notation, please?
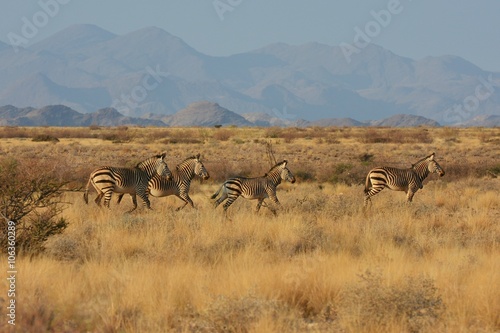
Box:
[427, 153, 445, 177]
[154, 152, 173, 180]
[279, 160, 296, 184]
[193, 153, 210, 180]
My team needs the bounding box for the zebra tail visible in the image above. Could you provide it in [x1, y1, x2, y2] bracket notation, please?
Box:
[210, 184, 223, 199]
[83, 177, 91, 204]
[364, 173, 372, 194]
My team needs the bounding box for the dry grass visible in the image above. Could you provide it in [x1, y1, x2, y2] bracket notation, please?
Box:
[1, 126, 499, 332]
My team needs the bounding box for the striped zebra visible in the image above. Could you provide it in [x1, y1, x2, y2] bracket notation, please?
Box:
[116, 154, 210, 211]
[364, 152, 445, 207]
[83, 153, 172, 212]
[211, 160, 296, 214]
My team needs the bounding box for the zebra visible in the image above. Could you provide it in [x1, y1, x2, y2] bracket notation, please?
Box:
[364, 152, 445, 207]
[116, 154, 210, 211]
[211, 160, 296, 214]
[83, 152, 172, 212]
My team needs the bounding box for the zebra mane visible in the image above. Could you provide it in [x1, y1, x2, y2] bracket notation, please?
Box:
[271, 160, 287, 170]
[135, 153, 166, 168]
[184, 153, 201, 162]
[264, 160, 287, 175]
[176, 154, 201, 170]
[411, 153, 435, 169]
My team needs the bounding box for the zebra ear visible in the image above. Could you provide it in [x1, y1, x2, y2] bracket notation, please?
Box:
[196, 153, 200, 160]
[429, 153, 435, 160]
[282, 160, 288, 166]
[160, 152, 167, 159]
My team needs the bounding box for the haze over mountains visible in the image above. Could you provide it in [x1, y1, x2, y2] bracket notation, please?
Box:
[0, 24, 499, 126]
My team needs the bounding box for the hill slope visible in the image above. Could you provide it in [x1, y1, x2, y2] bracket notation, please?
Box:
[1, 24, 499, 125]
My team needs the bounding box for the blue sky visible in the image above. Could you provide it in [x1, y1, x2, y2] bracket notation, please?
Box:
[1, 0, 499, 71]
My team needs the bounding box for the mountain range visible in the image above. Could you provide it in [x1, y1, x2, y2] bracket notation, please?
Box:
[0, 24, 499, 126]
[3, 102, 495, 127]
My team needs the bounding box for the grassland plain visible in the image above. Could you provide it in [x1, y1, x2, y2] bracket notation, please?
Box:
[0, 126, 499, 332]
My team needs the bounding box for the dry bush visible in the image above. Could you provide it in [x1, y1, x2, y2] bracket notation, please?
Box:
[360, 128, 433, 144]
[31, 134, 60, 142]
[339, 270, 444, 333]
[0, 126, 32, 138]
[2, 126, 499, 332]
[97, 126, 132, 143]
[176, 294, 282, 332]
[212, 128, 233, 141]
[0, 158, 68, 255]
[158, 128, 203, 144]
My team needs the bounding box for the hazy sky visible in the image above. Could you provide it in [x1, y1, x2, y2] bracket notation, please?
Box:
[1, 0, 499, 71]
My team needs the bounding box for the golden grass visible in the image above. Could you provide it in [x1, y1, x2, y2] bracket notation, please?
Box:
[1, 126, 499, 332]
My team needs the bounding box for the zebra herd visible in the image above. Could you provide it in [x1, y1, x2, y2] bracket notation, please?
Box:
[83, 152, 445, 213]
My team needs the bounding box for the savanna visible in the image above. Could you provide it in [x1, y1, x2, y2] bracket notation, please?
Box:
[0, 126, 499, 333]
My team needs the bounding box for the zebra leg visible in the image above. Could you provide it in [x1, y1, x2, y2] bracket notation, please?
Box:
[214, 192, 228, 208]
[406, 190, 416, 203]
[123, 193, 140, 212]
[94, 192, 103, 206]
[131, 194, 138, 211]
[222, 195, 239, 212]
[176, 194, 193, 211]
[364, 185, 384, 206]
[136, 190, 151, 211]
[406, 183, 421, 203]
[116, 193, 125, 204]
[137, 198, 149, 211]
[267, 191, 281, 215]
[102, 191, 113, 209]
[255, 198, 265, 212]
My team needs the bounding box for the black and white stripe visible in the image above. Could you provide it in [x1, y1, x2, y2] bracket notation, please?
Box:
[83, 153, 172, 212]
[364, 152, 445, 207]
[117, 154, 209, 211]
[211, 160, 296, 214]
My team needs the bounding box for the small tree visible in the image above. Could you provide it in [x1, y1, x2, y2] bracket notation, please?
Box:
[0, 158, 68, 255]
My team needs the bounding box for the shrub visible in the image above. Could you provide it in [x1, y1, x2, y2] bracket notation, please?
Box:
[32, 134, 59, 142]
[360, 128, 433, 144]
[295, 170, 315, 182]
[0, 158, 68, 255]
[339, 270, 444, 332]
[212, 128, 233, 141]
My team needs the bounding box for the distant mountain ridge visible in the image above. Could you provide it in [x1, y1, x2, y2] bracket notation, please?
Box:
[0, 102, 451, 127]
[0, 105, 164, 127]
[0, 24, 499, 126]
